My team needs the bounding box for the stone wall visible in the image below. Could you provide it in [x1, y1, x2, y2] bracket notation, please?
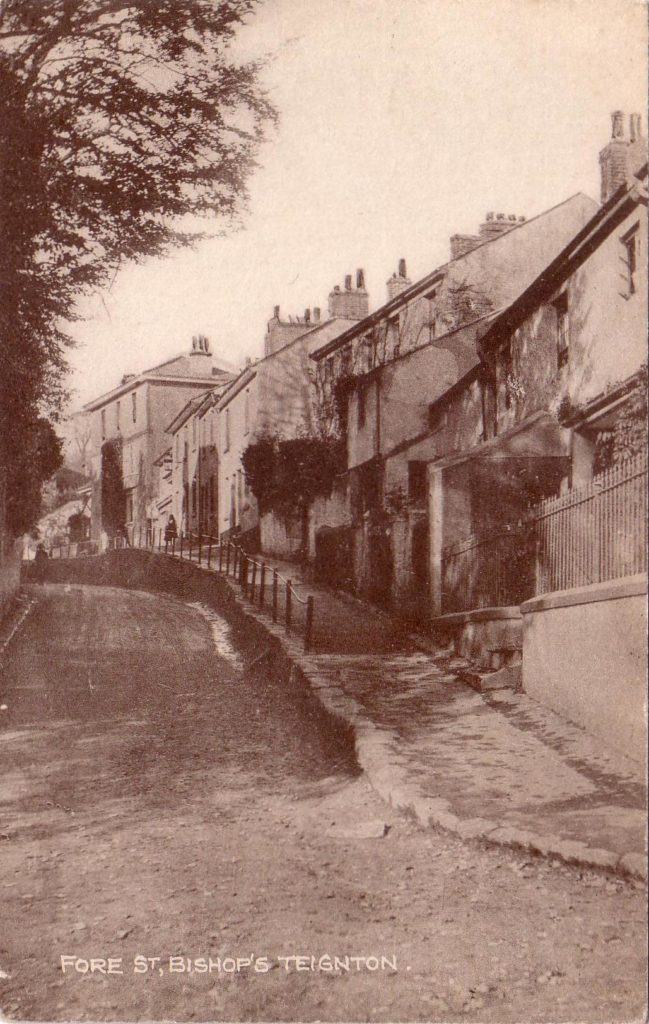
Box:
[521, 575, 647, 765]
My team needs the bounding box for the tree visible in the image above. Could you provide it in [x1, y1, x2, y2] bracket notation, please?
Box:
[0, 0, 275, 534]
[3, 417, 63, 536]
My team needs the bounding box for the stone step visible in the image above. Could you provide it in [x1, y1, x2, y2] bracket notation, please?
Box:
[459, 664, 522, 693]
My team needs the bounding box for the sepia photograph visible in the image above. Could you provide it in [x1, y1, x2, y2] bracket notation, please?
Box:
[0, 0, 647, 1021]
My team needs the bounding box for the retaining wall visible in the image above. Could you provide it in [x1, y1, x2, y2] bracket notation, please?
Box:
[521, 574, 647, 765]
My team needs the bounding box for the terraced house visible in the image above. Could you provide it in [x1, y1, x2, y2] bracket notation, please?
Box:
[309, 194, 599, 614]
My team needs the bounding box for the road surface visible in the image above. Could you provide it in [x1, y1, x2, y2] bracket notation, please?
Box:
[0, 583, 645, 1022]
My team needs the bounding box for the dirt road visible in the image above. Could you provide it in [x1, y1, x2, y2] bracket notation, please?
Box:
[0, 584, 645, 1022]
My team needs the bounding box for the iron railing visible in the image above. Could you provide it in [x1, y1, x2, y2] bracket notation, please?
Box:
[442, 450, 648, 614]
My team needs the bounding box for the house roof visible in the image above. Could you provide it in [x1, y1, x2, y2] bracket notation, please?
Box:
[310, 192, 598, 363]
[478, 171, 648, 355]
[83, 353, 233, 412]
[217, 365, 257, 411]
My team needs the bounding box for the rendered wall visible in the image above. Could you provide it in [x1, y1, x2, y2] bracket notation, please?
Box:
[521, 575, 647, 765]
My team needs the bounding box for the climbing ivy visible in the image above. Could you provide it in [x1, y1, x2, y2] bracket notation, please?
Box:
[100, 438, 125, 536]
[242, 433, 346, 520]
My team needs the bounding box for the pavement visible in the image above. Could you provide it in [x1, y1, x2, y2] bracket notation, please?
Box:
[168, 546, 647, 883]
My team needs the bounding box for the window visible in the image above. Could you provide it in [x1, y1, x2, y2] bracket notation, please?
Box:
[357, 384, 367, 428]
[425, 289, 437, 342]
[224, 408, 230, 451]
[480, 371, 497, 441]
[622, 224, 639, 296]
[501, 340, 514, 408]
[325, 357, 335, 381]
[101, 409, 106, 440]
[125, 489, 134, 523]
[554, 292, 569, 370]
[116, 401, 121, 432]
[408, 461, 427, 502]
[387, 315, 400, 357]
[132, 391, 137, 423]
[191, 481, 197, 515]
[428, 404, 446, 433]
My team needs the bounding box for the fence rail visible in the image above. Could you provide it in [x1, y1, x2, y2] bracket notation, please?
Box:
[26, 529, 316, 651]
[442, 450, 648, 614]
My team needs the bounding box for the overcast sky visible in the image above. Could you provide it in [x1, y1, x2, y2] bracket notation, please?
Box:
[66, 0, 647, 413]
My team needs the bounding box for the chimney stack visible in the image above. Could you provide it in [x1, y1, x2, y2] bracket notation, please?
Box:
[599, 111, 646, 203]
[386, 258, 411, 301]
[328, 270, 369, 320]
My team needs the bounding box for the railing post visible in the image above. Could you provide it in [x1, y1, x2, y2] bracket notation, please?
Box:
[219, 542, 224, 572]
[285, 579, 292, 632]
[241, 554, 248, 595]
[304, 595, 314, 652]
[198, 532, 202, 564]
[250, 560, 257, 602]
[180, 533, 184, 559]
[272, 570, 278, 622]
[226, 543, 231, 576]
[188, 533, 193, 560]
[260, 563, 266, 608]
[207, 536, 212, 569]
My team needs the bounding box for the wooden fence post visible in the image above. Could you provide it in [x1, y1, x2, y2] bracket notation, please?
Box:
[260, 563, 266, 608]
[241, 554, 248, 595]
[226, 543, 231, 575]
[207, 536, 212, 569]
[285, 580, 292, 632]
[219, 543, 224, 572]
[304, 596, 314, 652]
[250, 560, 257, 602]
[180, 533, 184, 559]
[198, 533, 202, 564]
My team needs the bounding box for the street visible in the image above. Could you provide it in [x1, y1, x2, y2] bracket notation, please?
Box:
[0, 583, 646, 1022]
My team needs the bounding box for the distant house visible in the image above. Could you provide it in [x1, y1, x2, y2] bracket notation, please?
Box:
[82, 336, 233, 543]
[216, 279, 368, 552]
[166, 379, 232, 541]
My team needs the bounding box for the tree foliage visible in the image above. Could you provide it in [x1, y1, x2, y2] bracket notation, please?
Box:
[594, 364, 648, 473]
[3, 418, 63, 536]
[242, 433, 346, 520]
[0, 0, 275, 534]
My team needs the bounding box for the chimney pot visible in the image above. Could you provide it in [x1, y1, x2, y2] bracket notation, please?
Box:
[313, 307, 321, 322]
[273, 304, 280, 319]
[630, 112, 642, 142]
[611, 110, 625, 139]
[398, 258, 407, 278]
[356, 268, 366, 290]
[344, 274, 352, 291]
[304, 308, 311, 323]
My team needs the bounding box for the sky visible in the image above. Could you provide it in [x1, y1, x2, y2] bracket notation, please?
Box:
[65, 0, 647, 417]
